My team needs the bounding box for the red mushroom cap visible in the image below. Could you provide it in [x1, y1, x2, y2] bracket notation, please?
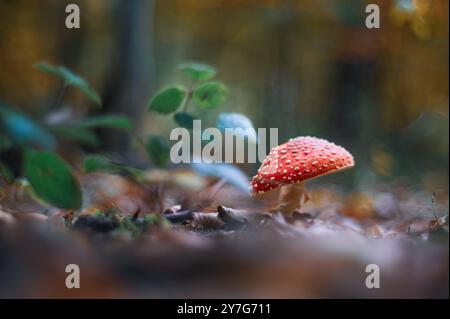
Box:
[250, 136, 354, 195]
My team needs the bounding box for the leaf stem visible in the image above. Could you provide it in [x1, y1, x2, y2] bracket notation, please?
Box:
[182, 83, 196, 112]
[52, 81, 69, 110]
[133, 133, 147, 152]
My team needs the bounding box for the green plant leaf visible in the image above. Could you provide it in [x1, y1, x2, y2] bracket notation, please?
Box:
[148, 86, 188, 114]
[179, 62, 217, 81]
[0, 103, 55, 149]
[84, 155, 120, 174]
[217, 112, 257, 144]
[0, 134, 13, 151]
[23, 150, 82, 209]
[84, 155, 142, 178]
[193, 81, 228, 109]
[47, 124, 100, 147]
[33, 62, 102, 107]
[0, 161, 14, 184]
[173, 112, 197, 130]
[78, 115, 132, 130]
[146, 135, 170, 168]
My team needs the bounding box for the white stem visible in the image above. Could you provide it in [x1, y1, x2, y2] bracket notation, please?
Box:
[270, 182, 311, 215]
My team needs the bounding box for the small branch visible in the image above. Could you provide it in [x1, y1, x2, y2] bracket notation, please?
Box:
[207, 178, 227, 201]
[52, 81, 69, 110]
[164, 210, 193, 223]
[181, 83, 195, 112]
[133, 133, 147, 153]
[431, 192, 439, 222]
[217, 205, 248, 226]
[217, 205, 271, 228]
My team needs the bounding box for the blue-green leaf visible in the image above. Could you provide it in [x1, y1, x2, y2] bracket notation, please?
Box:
[34, 62, 102, 107]
[174, 112, 197, 130]
[0, 103, 55, 149]
[146, 135, 170, 168]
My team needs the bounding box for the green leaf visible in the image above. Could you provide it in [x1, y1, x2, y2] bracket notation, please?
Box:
[84, 155, 142, 178]
[146, 135, 170, 168]
[33, 62, 102, 107]
[78, 115, 132, 130]
[0, 161, 14, 184]
[148, 86, 188, 115]
[84, 155, 120, 174]
[193, 81, 228, 109]
[428, 226, 449, 242]
[0, 103, 55, 149]
[0, 134, 13, 151]
[23, 150, 82, 209]
[179, 62, 217, 81]
[173, 112, 197, 130]
[84, 155, 126, 175]
[47, 124, 100, 147]
[217, 112, 257, 144]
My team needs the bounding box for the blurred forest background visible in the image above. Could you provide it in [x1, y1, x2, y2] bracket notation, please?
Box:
[0, 0, 448, 192]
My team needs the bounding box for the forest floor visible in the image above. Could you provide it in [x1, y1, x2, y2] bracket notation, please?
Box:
[0, 169, 448, 298]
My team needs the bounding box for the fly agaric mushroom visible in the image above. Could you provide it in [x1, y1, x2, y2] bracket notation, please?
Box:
[250, 136, 354, 215]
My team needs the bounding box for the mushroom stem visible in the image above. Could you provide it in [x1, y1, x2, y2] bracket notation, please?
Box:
[270, 181, 311, 215]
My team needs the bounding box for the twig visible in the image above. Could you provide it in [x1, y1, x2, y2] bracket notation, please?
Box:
[181, 83, 195, 112]
[431, 192, 439, 222]
[52, 81, 69, 110]
[165, 210, 193, 223]
[217, 205, 248, 226]
[208, 178, 227, 201]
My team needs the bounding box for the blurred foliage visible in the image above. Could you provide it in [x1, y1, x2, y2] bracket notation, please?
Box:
[23, 149, 82, 209]
[0, 63, 131, 209]
[0, 0, 447, 192]
[34, 62, 101, 106]
[0, 0, 447, 300]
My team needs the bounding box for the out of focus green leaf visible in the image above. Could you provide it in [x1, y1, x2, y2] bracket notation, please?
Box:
[0, 161, 14, 184]
[174, 112, 197, 130]
[23, 149, 82, 209]
[84, 155, 138, 177]
[84, 155, 121, 174]
[78, 115, 132, 130]
[193, 81, 228, 109]
[428, 226, 449, 242]
[179, 62, 217, 81]
[0, 134, 13, 151]
[47, 124, 100, 147]
[146, 135, 170, 168]
[0, 103, 55, 149]
[33, 62, 102, 107]
[148, 86, 188, 114]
